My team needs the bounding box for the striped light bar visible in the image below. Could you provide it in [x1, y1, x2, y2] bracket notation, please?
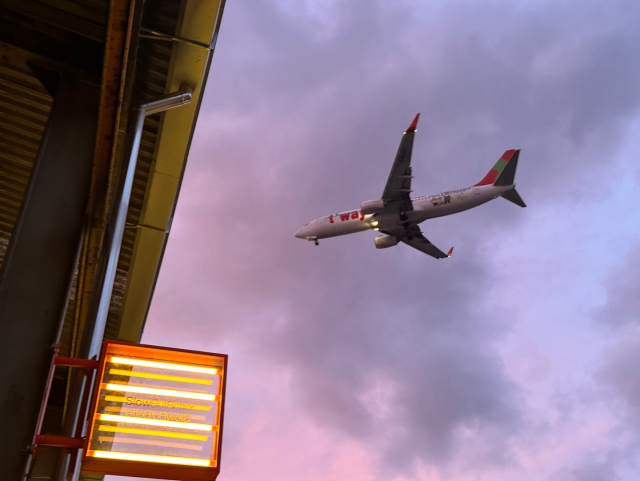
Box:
[105, 383, 216, 401]
[109, 368, 213, 385]
[99, 414, 213, 431]
[110, 356, 218, 375]
[98, 425, 208, 441]
[91, 450, 211, 467]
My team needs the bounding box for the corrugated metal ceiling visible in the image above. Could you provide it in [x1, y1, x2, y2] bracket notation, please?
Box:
[0, 0, 180, 366]
[0, 50, 52, 268]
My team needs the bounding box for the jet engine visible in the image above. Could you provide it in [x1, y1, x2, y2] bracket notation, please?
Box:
[361, 199, 386, 215]
[374, 235, 399, 249]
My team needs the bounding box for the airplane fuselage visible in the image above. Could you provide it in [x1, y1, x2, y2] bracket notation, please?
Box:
[296, 183, 513, 240]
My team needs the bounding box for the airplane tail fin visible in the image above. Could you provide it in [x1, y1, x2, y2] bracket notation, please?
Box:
[475, 149, 520, 187]
[501, 187, 526, 208]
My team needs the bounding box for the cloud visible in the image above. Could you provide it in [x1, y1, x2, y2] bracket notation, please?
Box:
[560, 239, 640, 481]
[593, 241, 640, 330]
[141, 0, 640, 479]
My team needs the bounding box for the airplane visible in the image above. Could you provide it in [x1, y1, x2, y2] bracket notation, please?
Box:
[294, 113, 526, 259]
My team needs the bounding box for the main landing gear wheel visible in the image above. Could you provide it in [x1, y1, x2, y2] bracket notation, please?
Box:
[404, 225, 414, 241]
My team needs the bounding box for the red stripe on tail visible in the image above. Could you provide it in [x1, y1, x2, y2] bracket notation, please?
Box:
[475, 170, 499, 186]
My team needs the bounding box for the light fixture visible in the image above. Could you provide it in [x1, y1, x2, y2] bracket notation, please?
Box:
[98, 425, 208, 441]
[91, 451, 211, 467]
[109, 369, 212, 385]
[109, 356, 218, 375]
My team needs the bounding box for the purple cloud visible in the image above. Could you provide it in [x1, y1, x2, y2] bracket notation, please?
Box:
[134, 1, 640, 479]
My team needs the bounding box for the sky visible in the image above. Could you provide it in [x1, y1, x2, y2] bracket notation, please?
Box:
[111, 0, 640, 480]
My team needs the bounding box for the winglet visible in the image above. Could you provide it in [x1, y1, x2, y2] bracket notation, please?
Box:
[447, 247, 454, 257]
[406, 113, 420, 133]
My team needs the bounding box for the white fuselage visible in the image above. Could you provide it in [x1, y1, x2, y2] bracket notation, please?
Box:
[295, 184, 512, 240]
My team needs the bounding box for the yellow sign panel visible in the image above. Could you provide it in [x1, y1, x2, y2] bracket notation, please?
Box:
[82, 342, 227, 480]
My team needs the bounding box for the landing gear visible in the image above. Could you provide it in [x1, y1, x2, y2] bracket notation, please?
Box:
[404, 225, 413, 241]
[314, 239, 319, 246]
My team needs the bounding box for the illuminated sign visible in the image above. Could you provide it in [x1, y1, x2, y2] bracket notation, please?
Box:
[82, 341, 227, 480]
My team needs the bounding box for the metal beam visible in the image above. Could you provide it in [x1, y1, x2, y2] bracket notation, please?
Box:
[71, 0, 136, 367]
[55, 87, 192, 481]
[0, 74, 99, 480]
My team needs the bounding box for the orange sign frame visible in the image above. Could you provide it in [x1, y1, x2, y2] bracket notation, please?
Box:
[82, 341, 228, 480]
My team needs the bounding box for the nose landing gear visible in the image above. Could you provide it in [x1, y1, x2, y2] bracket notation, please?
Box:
[306, 236, 319, 246]
[314, 239, 319, 246]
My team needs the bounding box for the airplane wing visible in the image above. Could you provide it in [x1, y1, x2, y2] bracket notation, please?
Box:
[378, 114, 420, 214]
[401, 225, 452, 259]
[382, 225, 452, 259]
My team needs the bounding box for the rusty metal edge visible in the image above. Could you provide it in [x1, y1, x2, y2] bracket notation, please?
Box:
[71, 0, 143, 362]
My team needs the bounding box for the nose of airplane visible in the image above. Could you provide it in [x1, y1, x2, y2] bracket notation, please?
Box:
[296, 220, 319, 239]
[295, 226, 309, 239]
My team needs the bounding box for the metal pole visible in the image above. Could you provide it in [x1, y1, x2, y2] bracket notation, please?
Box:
[52, 86, 192, 481]
[82, 86, 193, 361]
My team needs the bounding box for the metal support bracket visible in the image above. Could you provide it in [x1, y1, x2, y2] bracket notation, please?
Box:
[34, 435, 85, 450]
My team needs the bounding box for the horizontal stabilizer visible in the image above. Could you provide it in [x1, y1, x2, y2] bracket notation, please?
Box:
[501, 188, 526, 208]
